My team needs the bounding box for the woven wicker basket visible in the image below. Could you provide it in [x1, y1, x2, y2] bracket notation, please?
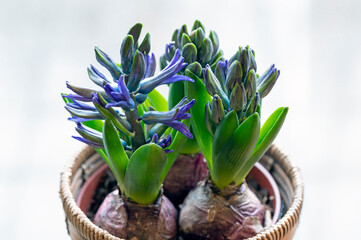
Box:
[60, 145, 303, 240]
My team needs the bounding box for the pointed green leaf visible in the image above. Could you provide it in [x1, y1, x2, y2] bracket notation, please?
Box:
[124, 143, 167, 204]
[185, 70, 213, 170]
[235, 107, 288, 184]
[103, 119, 129, 191]
[212, 113, 260, 189]
[168, 81, 184, 110]
[83, 120, 103, 133]
[212, 110, 238, 158]
[147, 89, 168, 111]
[180, 136, 201, 154]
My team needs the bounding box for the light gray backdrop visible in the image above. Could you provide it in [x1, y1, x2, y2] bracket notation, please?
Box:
[1, 0, 360, 239]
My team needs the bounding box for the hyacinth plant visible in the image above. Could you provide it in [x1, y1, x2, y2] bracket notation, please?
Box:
[179, 44, 289, 239]
[62, 23, 195, 239]
[159, 20, 223, 203]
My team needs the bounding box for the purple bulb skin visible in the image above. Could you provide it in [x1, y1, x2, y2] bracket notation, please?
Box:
[179, 179, 264, 240]
[163, 153, 208, 205]
[93, 189, 177, 240]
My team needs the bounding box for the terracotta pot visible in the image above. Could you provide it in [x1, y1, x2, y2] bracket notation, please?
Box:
[60, 145, 303, 240]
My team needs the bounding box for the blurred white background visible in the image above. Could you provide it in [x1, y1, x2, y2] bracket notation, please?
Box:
[1, 0, 360, 239]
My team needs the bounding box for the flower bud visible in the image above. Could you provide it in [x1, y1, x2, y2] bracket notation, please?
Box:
[226, 60, 243, 92]
[177, 24, 188, 47]
[87, 65, 109, 87]
[166, 44, 177, 62]
[127, 23, 143, 45]
[186, 62, 202, 78]
[189, 27, 205, 50]
[244, 69, 257, 101]
[135, 93, 147, 104]
[245, 92, 261, 117]
[198, 38, 214, 65]
[209, 30, 219, 55]
[172, 29, 179, 48]
[160, 54, 168, 70]
[138, 33, 151, 55]
[94, 46, 122, 80]
[192, 20, 205, 32]
[203, 65, 229, 109]
[214, 60, 227, 92]
[228, 47, 242, 66]
[149, 123, 169, 139]
[249, 49, 257, 72]
[182, 43, 197, 63]
[230, 83, 247, 112]
[211, 95, 225, 125]
[205, 102, 215, 136]
[241, 47, 251, 80]
[181, 33, 192, 47]
[120, 35, 135, 74]
[257, 65, 280, 98]
[127, 50, 146, 92]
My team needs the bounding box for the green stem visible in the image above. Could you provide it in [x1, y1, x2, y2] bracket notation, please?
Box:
[126, 97, 146, 151]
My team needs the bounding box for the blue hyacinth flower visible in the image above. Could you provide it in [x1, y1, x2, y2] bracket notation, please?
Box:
[141, 97, 195, 138]
[136, 50, 194, 94]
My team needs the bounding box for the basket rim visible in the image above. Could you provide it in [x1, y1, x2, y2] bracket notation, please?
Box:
[59, 145, 304, 240]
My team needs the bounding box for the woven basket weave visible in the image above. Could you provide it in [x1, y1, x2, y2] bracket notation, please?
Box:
[60, 145, 303, 240]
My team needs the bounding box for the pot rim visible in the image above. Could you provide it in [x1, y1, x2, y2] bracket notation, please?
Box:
[60, 145, 303, 240]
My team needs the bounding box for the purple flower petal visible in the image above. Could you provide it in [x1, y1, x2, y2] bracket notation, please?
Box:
[68, 116, 102, 122]
[152, 134, 159, 143]
[144, 53, 156, 78]
[67, 100, 96, 111]
[163, 75, 194, 84]
[91, 64, 107, 80]
[72, 136, 104, 149]
[62, 93, 92, 102]
[166, 121, 193, 139]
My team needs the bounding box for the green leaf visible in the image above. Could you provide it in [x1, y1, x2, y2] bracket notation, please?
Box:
[103, 119, 129, 192]
[180, 136, 201, 154]
[212, 110, 238, 158]
[124, 143, 167, 204]
[235, 107, 288, 184]
[185, 70, 213, 170]
[168, 81, 184, 110]
[160, 119, 190, 182]
[147, 89, 168, 111]
[82, 120, 103, 133]
[212, 113, 260, 189]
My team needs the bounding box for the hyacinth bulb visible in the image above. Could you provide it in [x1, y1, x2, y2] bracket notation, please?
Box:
[94, 189, 177, 240]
